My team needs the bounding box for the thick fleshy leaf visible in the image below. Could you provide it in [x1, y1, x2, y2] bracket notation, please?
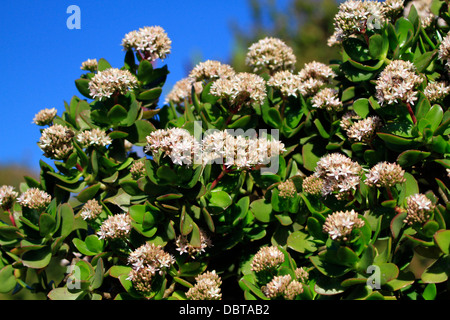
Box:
[353, 98, 370, 118]
[48, 287, 85, 300]
[343, 38, 371, 62]
[58, 203, 75, 239]
[22, 245, 52, 269]
[421, 256, 450, 284]
[77, 183, 101, 202]
[0, 265, 17, 293]
[250, 199, 273, 223]
[397, 149, 431, 167]
[108, 266, 132, 278]
[434, 230, 450, 255]
[74, 79, 92, 99]
[107, 104, 128, 125]
[85, 235, 105, 254]
[414, 50, 437, 73]
[72, 238, 98, 256]
[180, 206, 194, 236]
[287, 230, 317, 253]
[208, 190, 232, 213]
[39, 213, 56, 237]
[138, 87, 162, 101]
[390, 211, 407, 239]
[369, 33, 389, 59]
[309, 255, 350, 278]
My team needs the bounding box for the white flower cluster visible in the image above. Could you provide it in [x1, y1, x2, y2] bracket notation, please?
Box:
[128, 242, 175, 274]
[297, 61, 336, 97]
[302, 175, 324, 196]
[277, 179, 297, 198]
[97, 213, 132, 240]
[365, 161, 406, 188]
[267, 70, 303, 98]
[438, 32, 450, 68]
[250, 246, 285, 273]
[33, 108, 57, 126]
[164, 77, 203, 105]
[345, 115, 382, 143]
[17, 188, 52, 210]
[313, 153, 363, 199]
[76, 128, 112, 148]
[127, 242, 175, 295]
[261, 274, 303, 300]
[0, 185, 18, 210]
[80, 199, 103, 220]
[311, 88, 343, 112]
[201, 130, 286, 169]
[340, 111, 362, 131]
[189, 60, 236, 82]
[375, 60, 423, 106]
[245, 37, 297, 73]
[146, 128, 285, 169]
[145, 128, 201, 166]
[330, 0, 385, 42]
[424, 81, 450, 103]
[88, 68, 138, 101]
[383, 0, 405, 16]
[404, 193, 435, 226]
[130, 160, 146, 180]
[186, 270, 222, 300]
[38, 124, 74, 160]
[323, 209, 365, 241]
[210, 72, 267, 106]
[121, 26, 171, 62]
[80, 58, 98, 72]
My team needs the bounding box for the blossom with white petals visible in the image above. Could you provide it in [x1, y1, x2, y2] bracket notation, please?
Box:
[323, 209, 365, 241]
[186, 271, 222, 300]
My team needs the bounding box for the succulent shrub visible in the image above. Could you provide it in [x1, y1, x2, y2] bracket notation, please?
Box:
[1, 0, 450, 300]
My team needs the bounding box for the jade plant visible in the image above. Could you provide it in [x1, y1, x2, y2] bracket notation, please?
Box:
[1, 0, 450, 300]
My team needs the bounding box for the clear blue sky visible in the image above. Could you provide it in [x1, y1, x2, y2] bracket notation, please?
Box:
[0, 0, 287, 173]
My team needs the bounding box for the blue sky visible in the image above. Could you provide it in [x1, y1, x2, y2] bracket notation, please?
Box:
[0, 0, 287, 173]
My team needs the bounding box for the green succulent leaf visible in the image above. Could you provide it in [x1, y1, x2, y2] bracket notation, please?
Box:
[434, 230, 450, 255]
[287, 230, 317, 253]
[39, 213, 56, 237]
[74, 79, 92, 99]
[397, 149, 430, 167]
[22, 245, 52, 269]
[0, 265, 17, 293]
[77, 183, 101, 202]
[250, 198, 273, 223]
[138, 87, 162, 102]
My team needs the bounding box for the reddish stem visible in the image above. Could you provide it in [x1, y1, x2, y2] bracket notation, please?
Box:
[76, 164, 84, 173]
[137, 50, 146, 61]
[7, 208, 16, 227]
[405, 102, 417, 124]
[386, 187, 394, 201]
[211, 165, 234, 189]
